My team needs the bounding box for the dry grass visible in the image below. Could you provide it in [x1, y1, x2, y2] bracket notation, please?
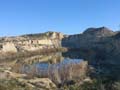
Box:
[48, 61, 88, 85]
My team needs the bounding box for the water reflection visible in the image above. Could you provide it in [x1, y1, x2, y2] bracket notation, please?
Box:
[63, 50, 120, 89]
[12, 52, 88, 84]
[11, 50, 120, 89]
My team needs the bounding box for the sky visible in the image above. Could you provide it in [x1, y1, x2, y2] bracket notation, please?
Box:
[0, 0, 120, 36]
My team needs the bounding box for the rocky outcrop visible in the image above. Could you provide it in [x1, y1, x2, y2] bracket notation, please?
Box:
[62, 27, 116, 49]
[0, 27, 118, 53]
[2, 42, 17, 53]
[62, 27, 120, 65]
[1, 27, 120, 63]
[0, 77, 56, 90]
[83, 27, 115, 37]
[15, 78, 56, 90]
[1, 28, 120, 89]
[0, 32, 64, 52]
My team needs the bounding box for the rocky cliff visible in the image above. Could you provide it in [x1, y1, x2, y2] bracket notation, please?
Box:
[1, 27, 120, 64]
[62, 27, 116, 49]
[0, 31, 64, 52]
[62, 27, 120, 64]
[1, 27, 120, 90]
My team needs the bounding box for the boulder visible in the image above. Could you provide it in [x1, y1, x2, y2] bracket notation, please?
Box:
[17, 78, 56, 89]
[2, 42, 17, 53]
[28, 78, 56, 89]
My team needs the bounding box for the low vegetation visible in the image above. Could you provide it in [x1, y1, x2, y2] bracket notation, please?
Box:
[0, 79, 35, 90]
[59, 78, 120, 90]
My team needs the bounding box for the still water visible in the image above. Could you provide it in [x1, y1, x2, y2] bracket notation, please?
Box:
[12, 52, 87, 84]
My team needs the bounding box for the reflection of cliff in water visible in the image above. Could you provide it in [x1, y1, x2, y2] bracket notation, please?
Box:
[12, 50, 120, 88]
[12, 52, 88, 85]
[64, 50, 120, 88]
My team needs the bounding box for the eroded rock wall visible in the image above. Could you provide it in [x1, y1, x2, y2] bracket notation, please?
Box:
[2, 42, 17, 53]
[0, 32, 64, 52]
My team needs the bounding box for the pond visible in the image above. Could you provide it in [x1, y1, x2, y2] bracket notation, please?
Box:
[12, 52, 88, 84]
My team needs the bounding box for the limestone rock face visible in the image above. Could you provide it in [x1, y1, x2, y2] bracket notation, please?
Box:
[62, 27, 116, 49]
[46, 31, 64, 40]
[0, 31, 65, 52]
[83, 27, 115, 37]
[2, 42, 17, 53]
[0, 28, 120, 62]
[62, 27, 120, 64]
